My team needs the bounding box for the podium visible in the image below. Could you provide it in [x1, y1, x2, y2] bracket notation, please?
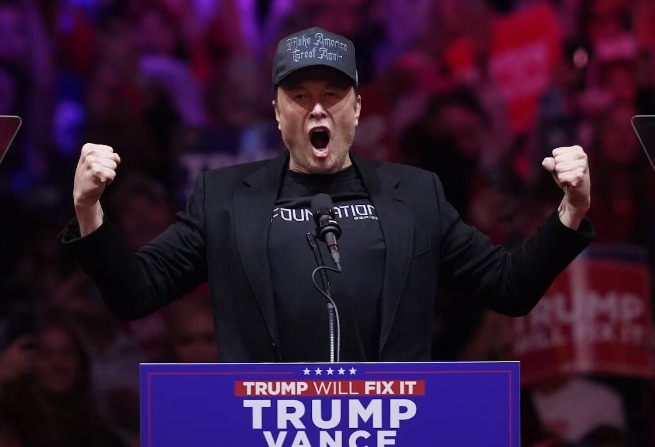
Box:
[140, 361, 519, 446]
[0, 115, 21, 166]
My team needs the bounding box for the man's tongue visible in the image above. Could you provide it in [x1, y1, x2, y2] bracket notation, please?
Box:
[311, 130, 330, 156]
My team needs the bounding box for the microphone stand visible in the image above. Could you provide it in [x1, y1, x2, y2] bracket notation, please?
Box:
[306, 232, 340, 363]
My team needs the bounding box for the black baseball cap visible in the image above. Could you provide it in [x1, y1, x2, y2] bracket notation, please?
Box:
[272, 27, 358, 88]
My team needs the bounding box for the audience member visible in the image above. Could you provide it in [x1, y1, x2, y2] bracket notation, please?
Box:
[0, 314, 129, 447]
[528, 376, 627, 444]
[161, 291, 218, 363]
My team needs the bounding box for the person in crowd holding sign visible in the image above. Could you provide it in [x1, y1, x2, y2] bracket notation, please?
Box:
[59, 26, 594, 363]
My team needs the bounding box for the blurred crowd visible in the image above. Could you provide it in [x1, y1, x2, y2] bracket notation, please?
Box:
[0, 0, 654, 446]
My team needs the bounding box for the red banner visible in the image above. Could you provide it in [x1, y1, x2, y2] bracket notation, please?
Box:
[443, 3, 562, 132]
[234, 380, 426, 397]
[507, 244, 653, 386]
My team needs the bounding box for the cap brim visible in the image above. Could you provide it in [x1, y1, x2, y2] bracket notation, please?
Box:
[275, 64, 356, 87]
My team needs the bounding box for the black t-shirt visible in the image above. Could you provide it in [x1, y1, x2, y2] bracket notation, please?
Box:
[268, 166, 386, 362]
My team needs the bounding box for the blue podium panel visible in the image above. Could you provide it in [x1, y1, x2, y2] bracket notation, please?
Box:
[141, 361, 520, 447]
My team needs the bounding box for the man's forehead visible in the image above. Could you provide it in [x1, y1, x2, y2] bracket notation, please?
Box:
[278, 66, 353, 89]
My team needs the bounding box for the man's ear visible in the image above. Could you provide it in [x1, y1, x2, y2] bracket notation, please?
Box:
[272, 100, 281, 130]
[354, 94, 362, 126]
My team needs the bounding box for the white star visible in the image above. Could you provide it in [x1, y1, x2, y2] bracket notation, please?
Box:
[338, 368, 346, 375]
[303, 368, 311, 375]
[315, 367, 323, 375]
[326, 368, 334, 375]
[349, 367, 357, 375]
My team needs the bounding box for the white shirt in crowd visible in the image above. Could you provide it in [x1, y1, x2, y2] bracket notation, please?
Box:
[532, 376, 626, 443]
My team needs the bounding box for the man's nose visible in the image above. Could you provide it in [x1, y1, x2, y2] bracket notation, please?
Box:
[309, 101, 328, 119]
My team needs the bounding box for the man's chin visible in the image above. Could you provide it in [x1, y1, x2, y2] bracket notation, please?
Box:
[301, 163, 334, 175]
[289, 156, 334, 175]
[308, 157, 350, 175]
[288, 145, 351, 174]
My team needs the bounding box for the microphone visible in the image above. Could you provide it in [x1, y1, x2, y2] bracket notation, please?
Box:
[311, 193, 342, 270]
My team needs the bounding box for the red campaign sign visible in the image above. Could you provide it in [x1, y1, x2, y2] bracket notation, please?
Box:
[507, 245, 653, 386]
[443, 2, 562, 132]
[142, 362, 520, 447]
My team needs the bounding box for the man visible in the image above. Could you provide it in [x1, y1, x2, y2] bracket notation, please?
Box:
[60, 27, 593, 363]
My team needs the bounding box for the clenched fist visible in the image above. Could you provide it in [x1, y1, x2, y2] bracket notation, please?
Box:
[542, 145, 591, 230]
[73, 143, 121, 235]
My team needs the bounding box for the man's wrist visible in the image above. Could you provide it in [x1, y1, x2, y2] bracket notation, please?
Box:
[75, 202, 104, 237]
[558, 200, 589, 230]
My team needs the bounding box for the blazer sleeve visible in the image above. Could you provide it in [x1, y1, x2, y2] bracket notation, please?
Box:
[434, 173, 594, 316]
[58, 174, 209, 320]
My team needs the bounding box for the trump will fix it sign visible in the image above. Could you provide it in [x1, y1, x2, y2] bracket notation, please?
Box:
[508, 244, 653, 386]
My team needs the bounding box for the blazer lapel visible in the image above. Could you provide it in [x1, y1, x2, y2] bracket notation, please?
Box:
[234, 155, 288, 354]
[352, 154, 414, 355]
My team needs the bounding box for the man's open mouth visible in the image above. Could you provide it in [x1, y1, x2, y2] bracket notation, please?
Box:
[310, 128, 330, 150]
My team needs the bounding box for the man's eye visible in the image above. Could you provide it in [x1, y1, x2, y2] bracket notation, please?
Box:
[294, 94, 305, 100]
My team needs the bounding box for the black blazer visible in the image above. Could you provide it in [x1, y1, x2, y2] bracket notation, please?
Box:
[61, 153, 593, 362]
